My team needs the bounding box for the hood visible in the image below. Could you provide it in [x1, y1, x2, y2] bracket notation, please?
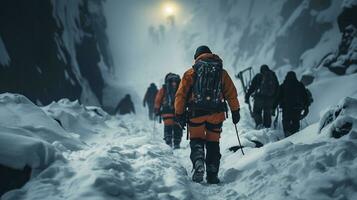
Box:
[194, 53, 222, 64]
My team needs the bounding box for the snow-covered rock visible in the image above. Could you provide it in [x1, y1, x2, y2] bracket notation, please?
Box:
[42, 99, 110, 141]
[0, 93, 83, 151]
[319, 97, 357, 138]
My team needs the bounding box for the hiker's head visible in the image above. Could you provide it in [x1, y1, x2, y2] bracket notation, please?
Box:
[260, 64, 270, 74]
[125, 94, 131, 99]
[150, 83, 156, 88]
[171, 81, 178, 89]
[286, 71, 297, 81]
[194, 45, 212, 60]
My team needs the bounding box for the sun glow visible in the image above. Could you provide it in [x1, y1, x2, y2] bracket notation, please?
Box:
[162, 3, 177, 17]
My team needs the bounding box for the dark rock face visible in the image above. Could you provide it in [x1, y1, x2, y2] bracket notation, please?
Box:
[275, 0, 332, 68]
[0, 165, 31, 196]
[332, 122, 353, 139]
[0, 0, 112, 105]
[321, 5, 357, 75]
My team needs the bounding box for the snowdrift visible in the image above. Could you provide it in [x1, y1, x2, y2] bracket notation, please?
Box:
[42, 99, 110, 141]
[217, 97, 357, 200]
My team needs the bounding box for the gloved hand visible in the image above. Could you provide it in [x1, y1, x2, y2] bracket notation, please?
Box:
[272, 109, 276, 116]
[301, 107, 309, 120]
[232, 109, 240, 124]
[143, 102, 146, 107]
[154, 108, 160, 116]
[175, 114, 186, 130]
[244, 94, 250, 104]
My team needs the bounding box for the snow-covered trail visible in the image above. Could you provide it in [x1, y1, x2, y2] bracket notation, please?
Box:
[2, 96, 357, 200]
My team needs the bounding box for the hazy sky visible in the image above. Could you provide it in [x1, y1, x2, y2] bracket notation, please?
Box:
[104, 0, 195, 96]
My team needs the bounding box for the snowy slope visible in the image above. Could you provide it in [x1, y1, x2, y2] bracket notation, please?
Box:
[1, 93, 356, 199]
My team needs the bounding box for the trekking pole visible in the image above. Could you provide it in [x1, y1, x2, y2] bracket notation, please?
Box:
[153, 118, 156, 135]
[234, 124, 245, 155]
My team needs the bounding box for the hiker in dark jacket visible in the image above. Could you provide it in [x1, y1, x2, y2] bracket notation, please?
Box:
[275, 71, 309, 137]
[143, 83, 158, 120]
[245, 65, 279, 129]
[115, 94, 135, 115]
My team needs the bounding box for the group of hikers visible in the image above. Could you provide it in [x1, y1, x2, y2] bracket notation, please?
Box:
[115, 45, 313, 184]
[245, 64, 312, 136]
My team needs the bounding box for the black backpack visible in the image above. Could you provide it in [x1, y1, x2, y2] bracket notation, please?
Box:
[162, 73, 180, 113]
[258, 71, 278, 97]
[190, 60, 225, 111]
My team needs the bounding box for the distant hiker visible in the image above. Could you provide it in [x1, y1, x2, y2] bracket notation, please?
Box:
[175, 46, 240, 184]
[275, 71, 310, 137]
[154, 73, 183, 149]
[115, 94, 135, 115]
[143, 83, 158, 120]
[245, 64, 279, 129]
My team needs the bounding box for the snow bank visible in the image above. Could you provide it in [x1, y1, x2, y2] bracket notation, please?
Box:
[0, 132, 58, 170]
[0, 93, 87, 179]
[220, 138, 357, 200]
[3, 115, 193, 200]
[0, 93, 83, 151]
[307, 72, 357, 123]
[212, 96, 357, 200]
[42, 99, 110, 141]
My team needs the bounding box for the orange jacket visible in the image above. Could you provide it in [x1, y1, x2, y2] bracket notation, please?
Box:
[175, 53, 240, 115]
[154, 87, 165, 110]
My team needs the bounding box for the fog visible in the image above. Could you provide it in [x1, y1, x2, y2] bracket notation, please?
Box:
[104, 0, 196, 98]
[102, 0, 341, 110]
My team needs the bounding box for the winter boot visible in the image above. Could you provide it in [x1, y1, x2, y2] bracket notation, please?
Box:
[206, 141, 221, 184]
[206, 164, 220, 184]
[192, 159, 205, 183]
[164, 125, 173, 147]
[173, 125, 183, 149]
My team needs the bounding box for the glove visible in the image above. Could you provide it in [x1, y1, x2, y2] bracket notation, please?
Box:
[272, 109, 276, 116]
[154, 108, 160, 116]
[300, 107, 309, 120]
[175, 114, 186, 130]
[245, 94, 250, 104]
[232, 109, 240, 124]
[143, 102, 146, 107]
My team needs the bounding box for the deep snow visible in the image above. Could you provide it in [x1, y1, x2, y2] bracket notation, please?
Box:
[1, 93, 357, 200]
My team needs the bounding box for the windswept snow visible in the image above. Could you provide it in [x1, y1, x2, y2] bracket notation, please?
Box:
[1, 93, 357, 199]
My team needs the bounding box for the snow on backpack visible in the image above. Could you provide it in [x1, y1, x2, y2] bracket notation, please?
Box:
[258, 71, 278, 97]
[191, 60, 226, 111]
[162, 73, 180, 113]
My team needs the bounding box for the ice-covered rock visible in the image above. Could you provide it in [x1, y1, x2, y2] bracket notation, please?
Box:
[319, 97, 357, 138]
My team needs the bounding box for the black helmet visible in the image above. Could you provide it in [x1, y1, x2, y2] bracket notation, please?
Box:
[194, 45, 212, 60]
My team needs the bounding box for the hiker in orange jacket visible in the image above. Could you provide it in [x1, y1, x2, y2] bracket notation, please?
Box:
[175, 45, 240, 184]
[154, 73, 183, 149]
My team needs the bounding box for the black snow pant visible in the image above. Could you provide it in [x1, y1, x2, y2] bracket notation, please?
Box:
[164, 125, 183, 147]
[253, 97, 274, 128]
[147, 104, 155, 120]
[190, 139, 221, 176]
[282, 108, 302, 137]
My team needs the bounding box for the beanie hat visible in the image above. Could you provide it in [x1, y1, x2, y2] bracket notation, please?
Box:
[194, 45, 212, 59]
